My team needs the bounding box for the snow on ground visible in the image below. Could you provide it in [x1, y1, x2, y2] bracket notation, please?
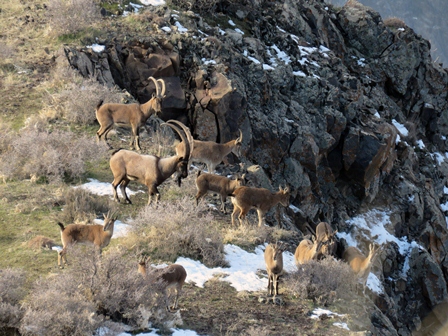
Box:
[338, 209, 424, 290]
[74, 178, 142, 198]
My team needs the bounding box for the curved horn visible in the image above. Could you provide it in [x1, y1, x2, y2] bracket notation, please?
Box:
[167, 120, 194, 160]
[161, 122, 189, 158]
[148, 76, 160, 97]
[157, 78, 166, 97]
[236, 129, 243, 143]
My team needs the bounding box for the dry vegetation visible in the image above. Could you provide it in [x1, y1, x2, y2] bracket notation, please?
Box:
[0, 0, 372, 335]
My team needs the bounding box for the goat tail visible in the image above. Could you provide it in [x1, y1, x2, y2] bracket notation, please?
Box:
[57, 222, 65, 231]
[196, 170, 202, 178]
[96, 100, 104, 111]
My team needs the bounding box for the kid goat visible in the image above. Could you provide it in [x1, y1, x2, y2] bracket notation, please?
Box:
[96, 76, 166, 151]
[230, 185, 290, 227]
[57, 211, 118, 268]
[138, 256, 187, 312]
[175, 130, 243, 173]
[264, 242, 285, 296]
[294, 237, 322, 265]
[195, 170, 245, 213]
[109, 120, 194, 205]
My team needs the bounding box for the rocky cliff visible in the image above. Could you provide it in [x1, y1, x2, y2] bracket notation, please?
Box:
[64, 0, 448, 334]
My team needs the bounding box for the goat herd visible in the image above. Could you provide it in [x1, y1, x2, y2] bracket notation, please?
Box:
[56, 76, 379, 312]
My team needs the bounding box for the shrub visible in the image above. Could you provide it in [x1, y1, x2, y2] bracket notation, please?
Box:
[59, 187, 115, 224]
[285, 258, 358, 306]
[20, 248, 169, 335]
[0, 268, 27, 330]
[128, 197, 227, 267]
[0, 128, 109, 183]
[47, 0, 101, 36]
[43, 68, 129, 126]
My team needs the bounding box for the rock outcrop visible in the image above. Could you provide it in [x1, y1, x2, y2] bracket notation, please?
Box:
[64, 0, 448, 334]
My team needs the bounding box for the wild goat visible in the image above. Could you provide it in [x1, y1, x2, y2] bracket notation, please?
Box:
[138, 256, 187, 312]
[315, 222, 338, 259]
[109, 120, 193, 205]
[96, 76, 166, 151]
[57, 211, 117, 268]
[294, 237, 323, 265]
[264, 242, 285, 296]
[230, 185, 290, 227]
[342, 244, 378, 286]
[195, 170, 245, 213]
[175, 130, 243, 173]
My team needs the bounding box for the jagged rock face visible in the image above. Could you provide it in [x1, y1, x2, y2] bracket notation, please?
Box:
[65, 0, 448, 334]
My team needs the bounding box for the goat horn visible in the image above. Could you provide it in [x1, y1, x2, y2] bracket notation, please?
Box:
[148, 76, 160, 97]
[167, 120, 194, 160]
[161, 121, 190, 159]
[157, 78, 166, 97]
[237, 129, 243, 142]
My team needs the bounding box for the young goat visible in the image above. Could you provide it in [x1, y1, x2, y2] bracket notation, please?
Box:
[342, 244, 378, 286]
[110, 120, 193, 205]
[294, 237, 322, 265]
[138, 256, 187, 312]
[57, 211, 117, 268]
[175, 130, 243, 173]
[264, 242, 285, 296]
[230, 185, 290, 227]
[315, 222, 338, 259]
[195, 170, 245, 213]
[96, 76, 166, 151]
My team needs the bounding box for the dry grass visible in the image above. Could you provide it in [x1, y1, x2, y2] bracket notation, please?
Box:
[125, 196, 227, 267]
[47, 0, 101, 36]
[19, 247, 173, 335]
[285, 258, 359, 306]
[0, 127, 109, 183]
[59, 187, 116, 225]
[0, 268, 27, 329]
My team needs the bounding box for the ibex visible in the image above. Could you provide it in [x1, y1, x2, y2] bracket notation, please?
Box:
[175, 129, 243, 173]
[342, 244, 378, 286]
[96, 76, 166, 151]
[264, 242, 285, 296]
[294, 237, 322, 265]
[195, 170, 245, 213]
[230, 185, 290, 227]
[315, 222, 338, 259]
[138, 256, 187, 312]
[109, 120, 193, 205]
[57, 211, 118, 268]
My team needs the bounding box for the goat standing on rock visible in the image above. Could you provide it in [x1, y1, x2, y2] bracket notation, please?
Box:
[342, 243, 379, 287]
[230, 185, 290, 227]
[264, 242, 285, 296]
[109, 120, 194, 205]
[57, 211, 118, 268]
[96, 76, 166, 151]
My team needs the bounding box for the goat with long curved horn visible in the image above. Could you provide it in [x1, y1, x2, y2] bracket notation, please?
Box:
[109, 119, 193, 205]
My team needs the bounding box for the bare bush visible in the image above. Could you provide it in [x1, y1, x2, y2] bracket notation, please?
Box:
[20, 248, 169, 335]
[47, 0, 101, 35]
[0, 268, 27, 330]
[129, 197, 226, 267]
[0, 128, 109, 182]
[45, 77, 129, 126]
[285, 258, 358, 306]
[60, 187, 115, 224]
